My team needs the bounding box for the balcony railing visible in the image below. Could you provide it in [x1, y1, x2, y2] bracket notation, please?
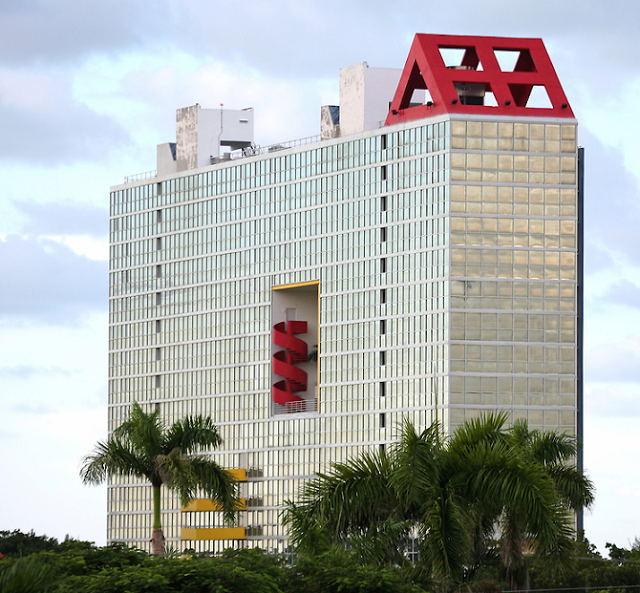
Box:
[273, 397, 317, 415]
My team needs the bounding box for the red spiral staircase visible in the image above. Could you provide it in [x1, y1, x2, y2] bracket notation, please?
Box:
[272, 321, 308, 409]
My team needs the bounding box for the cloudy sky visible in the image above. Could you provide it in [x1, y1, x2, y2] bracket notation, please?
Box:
[1, 0, 639, 553]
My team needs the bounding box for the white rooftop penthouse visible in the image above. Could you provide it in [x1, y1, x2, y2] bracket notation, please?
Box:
[157, 104, 255, 175]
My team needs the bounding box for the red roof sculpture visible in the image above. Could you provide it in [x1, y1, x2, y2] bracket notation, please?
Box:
[385, 34, 574, 124]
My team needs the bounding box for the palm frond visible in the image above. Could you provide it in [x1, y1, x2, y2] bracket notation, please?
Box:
[499, 509, 527, 578]
[80, 437, 152, 484]
[546, 464, 595, 509]
[189, 455, 241, 524]
[467, 441, 558, 537]
[157, 452, 240, 524]
[296, 448, 395, 539]
[525, 430, 577, 465]
[508, 418, 530, 447]
[114, 402, 164, 461]
[282, 500, 332, 556]
[448, 411, 509, 453]
[0, 555, 59, 593]
[418, 480, 473, 584]
[391, 420, 443, 512]
[532, 519, 577, 576]
[161, 414, 222, 454]
[348, 517, 414, 565]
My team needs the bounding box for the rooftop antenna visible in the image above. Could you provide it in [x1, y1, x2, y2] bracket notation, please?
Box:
[218, 103, 224, 157]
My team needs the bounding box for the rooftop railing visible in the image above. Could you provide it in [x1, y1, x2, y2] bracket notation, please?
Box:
[123, 169, 157, 184]
[123, 134, 322, 183]
[228, 134, 321, 161]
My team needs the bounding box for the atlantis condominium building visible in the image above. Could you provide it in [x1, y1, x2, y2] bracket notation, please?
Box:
[108, 34, 583, 552]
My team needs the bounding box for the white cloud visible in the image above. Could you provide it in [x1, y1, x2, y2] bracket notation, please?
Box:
[584, 415, 640, 552]
[0, 311, 107, 543]
[0, 235, 107, 323]
[0, 0, 146, 66]
[13, 201, 108, 238]
[0, 66, 130, 165]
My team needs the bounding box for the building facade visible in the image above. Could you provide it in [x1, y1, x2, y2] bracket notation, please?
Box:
[108, 34, 582, 552]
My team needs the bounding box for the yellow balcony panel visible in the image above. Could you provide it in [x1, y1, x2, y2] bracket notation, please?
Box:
[227, 468, 247, 482]
[181, 527, 246, 541]
[182, 498, 247, 512]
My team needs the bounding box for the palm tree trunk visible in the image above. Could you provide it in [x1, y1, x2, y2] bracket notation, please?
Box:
[151, 485, 165, 557]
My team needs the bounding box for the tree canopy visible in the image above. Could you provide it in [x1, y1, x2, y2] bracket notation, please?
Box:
[284, 413, 594, 590]
[5, 530, 640, 593]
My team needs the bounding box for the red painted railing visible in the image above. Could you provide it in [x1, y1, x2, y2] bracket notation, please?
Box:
[272, 321, 308, 409]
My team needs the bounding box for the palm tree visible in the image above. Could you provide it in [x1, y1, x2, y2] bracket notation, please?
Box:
[284, 449, 412, 566]
[497, 419, 594, 588]
[284, 413, 594, 591]
[81, 402, 240, 556]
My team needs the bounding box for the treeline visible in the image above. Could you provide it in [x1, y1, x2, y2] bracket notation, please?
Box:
[0, 532, 420, 593]
[2, 529, 640, 593]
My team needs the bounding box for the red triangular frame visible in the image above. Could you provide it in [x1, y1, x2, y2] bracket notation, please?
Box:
[385, 34, 574, 125]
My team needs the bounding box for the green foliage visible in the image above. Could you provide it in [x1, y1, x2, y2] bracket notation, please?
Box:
[7, 530, 640, 593]
[40, 541, 150, 577]
[0, 530, 60, 558]
[284, 413, 594, 590]
[0, 555, 59, 593]
[56, 548, 286, 593]
[286, 548, 426, 593]
[529, 534, 640, 593]
[606, 538, 640, 563]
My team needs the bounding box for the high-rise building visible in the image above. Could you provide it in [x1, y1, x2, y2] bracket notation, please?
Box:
[108, 34, 583, 552]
